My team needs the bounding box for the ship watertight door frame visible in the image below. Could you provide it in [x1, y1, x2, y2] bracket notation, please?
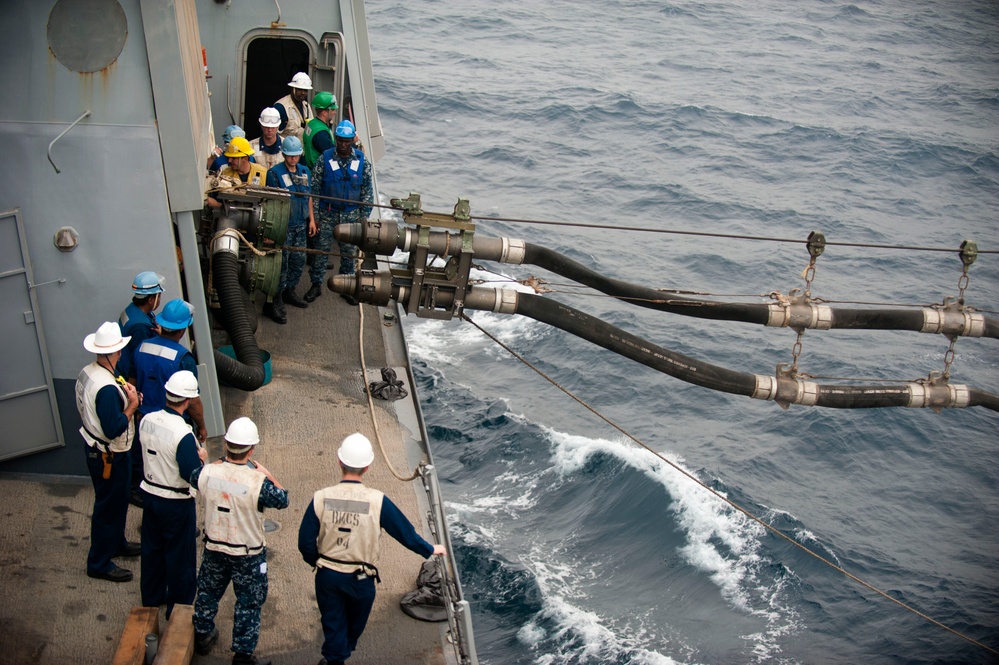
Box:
[0, 209, 65, 461]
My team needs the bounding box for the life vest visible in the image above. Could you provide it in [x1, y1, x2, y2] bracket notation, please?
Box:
[135, 337, 192, 415]
[139, 409, 194, 499]
[313, 483, 383, 578]
[269, 162, 310, 223]
[198, 461, 267, 556]
[221, 162, 268, 187]
[302, 118, 331, 169]
[275, 93, 314, 141]
[250, 136, 284, 171]
[319, 149, 364, 212]
[75, 363, 134, 453]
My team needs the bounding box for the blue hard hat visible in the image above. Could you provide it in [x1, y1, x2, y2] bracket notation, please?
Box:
[334, 120, 356, 139]
[281, 135, 303, 156]
[132, 271, 165, 295]
[222, 125, 245, 144]
[159, 299, 194, 331]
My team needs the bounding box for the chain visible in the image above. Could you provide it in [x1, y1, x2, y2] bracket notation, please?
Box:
[790, 330, 805, 374]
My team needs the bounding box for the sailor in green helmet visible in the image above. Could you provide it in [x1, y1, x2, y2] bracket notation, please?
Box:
[302, 91, 337, 171]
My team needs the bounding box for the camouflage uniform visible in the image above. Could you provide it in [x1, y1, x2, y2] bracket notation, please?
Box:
[194, 549, 269, 654]
[191, 465, 288, 656]
[310, 147, 373, 281]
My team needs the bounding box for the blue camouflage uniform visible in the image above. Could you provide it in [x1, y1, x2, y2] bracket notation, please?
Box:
[191, 463, 289, 656]
[310, 146, 372, 281]
[267, 161, 311, 292]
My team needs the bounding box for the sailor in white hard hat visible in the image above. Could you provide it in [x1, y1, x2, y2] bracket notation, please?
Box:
[137, 369, 208, 617]
[76, 321, 142, 583]
[274, 71, 315, 142]
[192, 417, 289, 665]
[250, 107, 284, 171]
[297, 433, 446, 665]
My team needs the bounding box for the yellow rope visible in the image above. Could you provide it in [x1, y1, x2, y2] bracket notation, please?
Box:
[460, 312, 998, 657]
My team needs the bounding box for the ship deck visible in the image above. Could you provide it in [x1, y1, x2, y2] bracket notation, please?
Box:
[0, 281, 453, 664]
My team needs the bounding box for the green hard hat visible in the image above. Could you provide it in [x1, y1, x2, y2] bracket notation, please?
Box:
[312, 91, 337, 110]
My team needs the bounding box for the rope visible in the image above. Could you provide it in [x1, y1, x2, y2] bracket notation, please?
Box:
[459, 312, 999, 657]
[357, 298, 421, 482]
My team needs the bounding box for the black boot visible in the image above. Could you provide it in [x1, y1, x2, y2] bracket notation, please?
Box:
[303, 282, 322, 303]
[232, 653, 271, 665]
[283, 288, 308, 308]
[264, 292, 287, 324]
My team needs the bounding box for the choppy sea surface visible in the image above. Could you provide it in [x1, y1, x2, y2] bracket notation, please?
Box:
[365, 0, 999, 663]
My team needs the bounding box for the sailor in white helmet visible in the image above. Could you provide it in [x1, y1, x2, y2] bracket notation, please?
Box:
[273, 72, 315, 142]
[138, 370, 207, 617]
[298, 433, 445, 665]
[76, 321, 142, 583]
[250, 107, 284, 171]
[192, 417, 288, 665]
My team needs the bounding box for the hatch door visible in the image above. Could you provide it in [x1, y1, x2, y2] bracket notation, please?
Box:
[0, 209, 64, 461]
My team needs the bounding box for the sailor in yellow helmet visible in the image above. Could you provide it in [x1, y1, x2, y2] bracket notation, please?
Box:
[206, 136, 268, 209]
[298, 433, 445, 665]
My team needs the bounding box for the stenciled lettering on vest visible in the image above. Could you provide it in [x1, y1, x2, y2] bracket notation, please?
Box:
[324, 498, 370, 549]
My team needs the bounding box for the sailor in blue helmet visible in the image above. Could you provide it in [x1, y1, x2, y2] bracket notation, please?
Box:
[307, 119, 371, 305]
[133, 299, 207, 443]
[76, 322, 142, 583]
[118, 271, 165, 506]
[209, 125, 251, 173]
[265, 135, 317, 323]
[138, 370, 207, 617]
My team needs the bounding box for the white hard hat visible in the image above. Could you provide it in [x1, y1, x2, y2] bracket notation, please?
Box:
[224, 417, 260, 447]
[288, 72, 313, 89]
[258, 107, 281, 128]
[164, 370, 199, 399]
[84, 321, 130, 354]
[338, 433, 374, 468]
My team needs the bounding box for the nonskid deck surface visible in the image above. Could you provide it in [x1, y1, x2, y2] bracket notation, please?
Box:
[0, 278, 449, 664]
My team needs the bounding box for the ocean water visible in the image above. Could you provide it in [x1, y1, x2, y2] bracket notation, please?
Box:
[364, 0, 999, 663]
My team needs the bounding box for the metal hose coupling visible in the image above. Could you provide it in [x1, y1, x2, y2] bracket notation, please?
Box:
[327, 270, 395, 306]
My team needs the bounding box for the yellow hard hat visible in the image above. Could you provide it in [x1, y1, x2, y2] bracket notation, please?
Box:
[224, 136, 254, 158]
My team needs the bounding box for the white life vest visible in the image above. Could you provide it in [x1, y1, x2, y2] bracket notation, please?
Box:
[139, 409, 195, 499]
[313, 483, 383, 576]
[75, 362, 134, 453]
[198, 461, 267, 556]
[250, 137, 284, 172]
[275, 93, 314, 141]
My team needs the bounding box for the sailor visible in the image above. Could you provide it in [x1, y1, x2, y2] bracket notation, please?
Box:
[117, 271, 164, 384]
[307, 120, 372, 304]
[264, 135, 317, 323]
[134, 298, 207, 443]
[76, 322, 141, 583]
[273, 72, 315, 142]
[250, 107, 284, 172]
[297, 433, 445, 665]
[207, 137, 268, 209]
[208, 124, 249, 173]
[302, 91, 337, 170]
[138, 370, 207, 616]
[192, 417, 289, 665]
[118, 270, 165, 507]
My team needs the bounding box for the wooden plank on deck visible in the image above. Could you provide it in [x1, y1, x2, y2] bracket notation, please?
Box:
[112, 606, 160, 665]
